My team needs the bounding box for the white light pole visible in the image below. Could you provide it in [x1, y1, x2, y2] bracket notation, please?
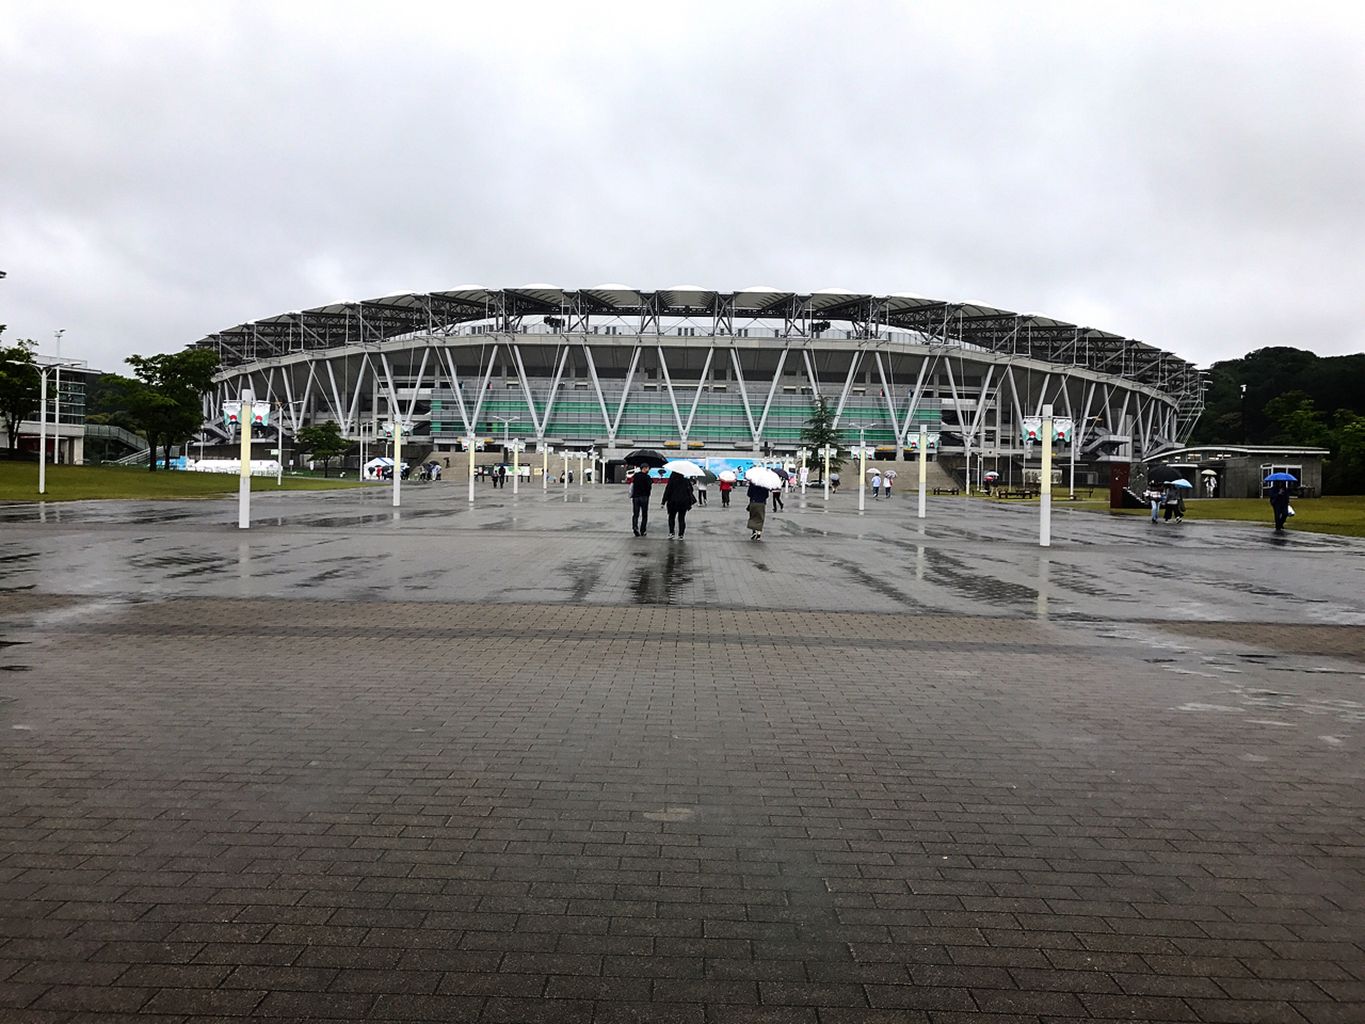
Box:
[541, 443, 550, 490]
[918, 424, 928, 520]
[509, 439, 525, 495]
[1040, 404, 1054, 547]
[466, 433, 477, 503]
[37, 366, 48, 494]
[238, 390, 254, 529]
[492, 415, 519, 462]
[277, 403, 284, 485]
[391, 414, 404, 508]
[797, 447, 811, 494]
[53, 329, 65, 465]
[562, 451, 569, 492]
[818, 445, 836, 501]
[846, 423, 869, 512]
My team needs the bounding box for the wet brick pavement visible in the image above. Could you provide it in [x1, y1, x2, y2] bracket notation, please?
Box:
[0, 484, 1362, 1022]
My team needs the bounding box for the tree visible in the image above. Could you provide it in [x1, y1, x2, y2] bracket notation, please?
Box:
[800, 397, 845, 481]
[0, 337, 40, 451]
[125, 349, 219, 470]
[296, 420, 351, 477]
[1264, 391, 1331, 449]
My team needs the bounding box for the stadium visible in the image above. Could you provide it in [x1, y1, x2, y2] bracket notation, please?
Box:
[192, 286, 1205, 485]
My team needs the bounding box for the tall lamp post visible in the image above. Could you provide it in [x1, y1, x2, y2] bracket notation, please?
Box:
[36, 358, 80, 495]
[818, 445, 837, 501]
[845, 423, 870, 512]
[797, 447, 811, 494]
[492, 415, 519, 456]
[508, 438, 526, 495]
[52, 330, 65, 465]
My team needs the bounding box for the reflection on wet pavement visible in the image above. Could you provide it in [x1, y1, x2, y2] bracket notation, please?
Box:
[0, 486, 1361, 623]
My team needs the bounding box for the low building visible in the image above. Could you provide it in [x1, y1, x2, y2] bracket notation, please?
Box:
[1144, 445, 1329, 498]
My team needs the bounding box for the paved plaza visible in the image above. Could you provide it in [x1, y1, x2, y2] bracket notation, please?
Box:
[0, 482, 1362, 1023]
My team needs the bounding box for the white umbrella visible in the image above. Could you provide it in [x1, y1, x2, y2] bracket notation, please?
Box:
[662, 459, 705, 478]
[1200, 469, 1218, 476]
[718, 470, 737, 482]
[866, 466, 881, 475]
[885, 470, 897, 480]
[745, 466, 783, 490]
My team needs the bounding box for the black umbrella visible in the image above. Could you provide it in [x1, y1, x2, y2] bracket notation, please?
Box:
[625, 449, 667, 468]
[1147, 465, 1182, 485]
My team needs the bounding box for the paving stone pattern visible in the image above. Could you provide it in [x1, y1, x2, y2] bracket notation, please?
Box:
[0, 486, 1361, 1022]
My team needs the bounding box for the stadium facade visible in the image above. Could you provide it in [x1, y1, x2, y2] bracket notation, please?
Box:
[193, 286, 1204, 479]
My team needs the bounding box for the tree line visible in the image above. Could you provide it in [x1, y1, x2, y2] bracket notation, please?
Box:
[1, 325, 220, 470]
[1192, 346, 1365, 493]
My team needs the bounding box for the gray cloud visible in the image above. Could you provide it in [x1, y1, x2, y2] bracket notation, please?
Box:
[1, 0, 1362, 371]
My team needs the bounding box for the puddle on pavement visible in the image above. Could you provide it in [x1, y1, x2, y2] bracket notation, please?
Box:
[628, 545, 694, 605]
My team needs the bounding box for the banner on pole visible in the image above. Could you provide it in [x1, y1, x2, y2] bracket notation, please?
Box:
[222, 401, 241, 427]
[1021, 417, 1042, 445]
[906, 432, 940, 452]
[1053, 417, 1074, 444]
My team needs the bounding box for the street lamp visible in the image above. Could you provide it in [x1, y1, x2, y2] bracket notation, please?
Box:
[507, 438, 526, 495]
[53, 330, 65, 465]
[492, 415, 519, 450]
[36, 357, 81, 495]
[797, 447, 811, 494]
[844, 422, 870, 512]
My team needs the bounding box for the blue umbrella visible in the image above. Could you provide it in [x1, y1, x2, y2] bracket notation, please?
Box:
[1263, 472, 1298, 482]
[1171, 479, 1194, 488]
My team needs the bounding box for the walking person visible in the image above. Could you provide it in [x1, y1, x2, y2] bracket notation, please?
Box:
[1147, 487, 1162, 523]
[771, 478, 784, 513]
[661, 471, 696, 539]
[1162, 484, 1181, 522]
[1268, 482, 1291, 533]
[630, 465, 654, 536]
[870, 469, 881, 499]
[746, 480, 770, 541]
[883, 471, 894, 499]
[696, 476, 708, 506]
[719, 476, 733, 508]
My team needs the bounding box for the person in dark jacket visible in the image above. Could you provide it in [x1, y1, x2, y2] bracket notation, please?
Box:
[630, 466, 654, 536]
[661, 472, 696, 539]
[1269, 483, 1291, 533]
[746, 481, 769, 540]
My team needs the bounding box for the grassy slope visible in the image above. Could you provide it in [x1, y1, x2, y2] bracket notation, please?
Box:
[0, 462, 363, 502]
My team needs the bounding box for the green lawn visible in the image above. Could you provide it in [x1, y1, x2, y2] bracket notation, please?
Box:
[0, 461, 364, 502]
[1086, 495, 1365, 538]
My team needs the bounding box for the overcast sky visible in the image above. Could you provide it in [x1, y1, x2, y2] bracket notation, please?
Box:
[2, 0, 1362, 372]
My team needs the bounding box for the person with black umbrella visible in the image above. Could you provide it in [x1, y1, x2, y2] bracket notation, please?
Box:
[630, 465, 654, 536]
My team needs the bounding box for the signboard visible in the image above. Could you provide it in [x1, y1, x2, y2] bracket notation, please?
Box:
[1053, 418, 1074, 444]
[1021, 417, 1042, 446]
[222, 401, 241, 427]
[906, 433, 940, 452]
[250, 405, 269, 427]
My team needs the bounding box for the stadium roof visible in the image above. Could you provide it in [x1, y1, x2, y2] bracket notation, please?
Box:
[192, 285, 1198, 391]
